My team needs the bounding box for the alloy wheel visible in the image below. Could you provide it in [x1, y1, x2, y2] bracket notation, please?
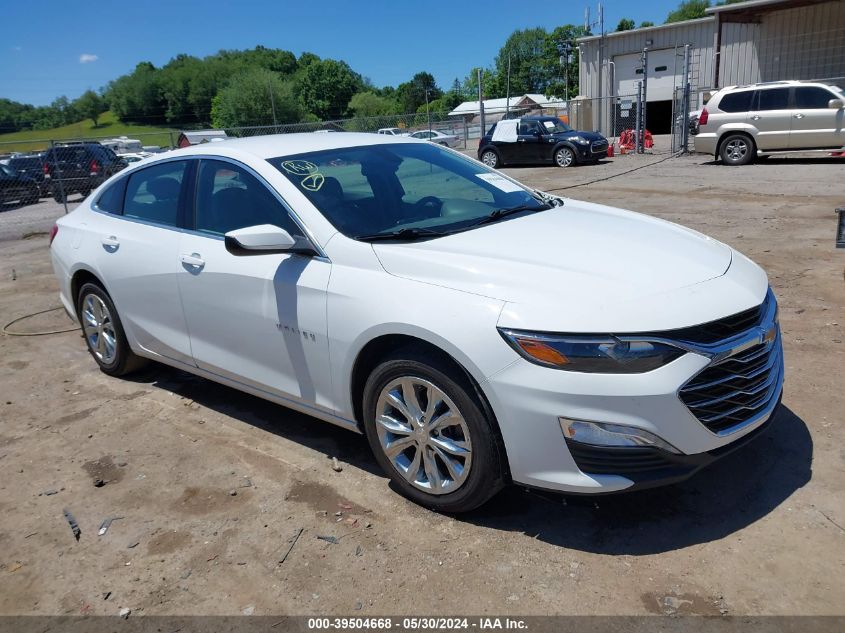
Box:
[725, 138, 748, 162]
[556, 147, 574, 167]
[81, 293, 117, 364]
[481, 151, 498, 168]
[375, 377, 473, 495]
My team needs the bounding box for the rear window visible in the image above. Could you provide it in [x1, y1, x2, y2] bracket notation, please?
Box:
[123, 161, 188, 226]
[718, 91, 754, 113]
[96, 177, 127, 214]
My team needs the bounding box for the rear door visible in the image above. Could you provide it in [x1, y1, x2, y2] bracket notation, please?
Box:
[93, 159, 194, 364]
[747, 87, 792, 150]
[790, 86, 845, 149]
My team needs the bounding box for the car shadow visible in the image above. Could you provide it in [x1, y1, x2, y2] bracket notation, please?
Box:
[126, 363, 381, 477]
[122, 365, 811, 553]
[461, 405, 812, 555]
[700, 155, 844, 166]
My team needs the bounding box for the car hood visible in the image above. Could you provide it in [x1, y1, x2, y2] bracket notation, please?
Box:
[556, 130, 606, 141]
[373, 200, 740, 331]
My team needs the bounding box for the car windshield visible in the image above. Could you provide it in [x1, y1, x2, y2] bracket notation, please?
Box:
[269, 142, 547, 240]
[540, 119, 572, 134]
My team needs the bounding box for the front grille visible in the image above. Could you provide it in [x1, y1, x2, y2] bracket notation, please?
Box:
[679, 332, 782, 434]
[591, 140, 608, 153]
[667, 302, 766, 345]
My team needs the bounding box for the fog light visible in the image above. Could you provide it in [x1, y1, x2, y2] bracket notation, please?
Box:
[559, 418, 680, 454]
[836, 207, 845, 249]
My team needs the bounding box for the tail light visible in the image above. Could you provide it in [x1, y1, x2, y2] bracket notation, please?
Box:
[43, 162, 51, 178]
[90, 160, 100, 175]
[49, 224, 59, 246]
[698, 107, 709, 126]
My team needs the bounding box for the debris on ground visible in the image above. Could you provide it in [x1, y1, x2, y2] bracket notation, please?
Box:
[331, 457, 343, 472]
[9, 562, 23, 572]
[242, 605, 255, 615]
[279, 528, 304, 565]
[42, 489, 58, 496]
[103, 592, 111, 601]
[98, 516, 124, 536]
[93, 479, 106, 488]
[119, 607, 131, 619]
[229, 490, 237, 496]
[63, 508, 81, 541]
[316, 535, 339, 545]
[355, 545, 363, 557]
[127, 542, 139, 549]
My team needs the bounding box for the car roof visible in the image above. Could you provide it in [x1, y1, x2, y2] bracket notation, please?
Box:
[171, 132, 428, 160]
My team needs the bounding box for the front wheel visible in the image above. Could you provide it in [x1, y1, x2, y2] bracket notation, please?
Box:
[76, 282, 147, 376]
[480, 150, 500, 168]
[555, 146, 575, 167]
[720, 134, 755, 166]
[363, 351, 504, 512]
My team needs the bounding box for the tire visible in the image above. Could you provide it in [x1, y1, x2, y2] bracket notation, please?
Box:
[362, 349, 504, 512]
[52, 187, 67, 203]
[480, 149, 500, 168]
[76, 282, 147, 376]
[719, 134, 755, 166]
[554, 146, 576, 168]
[25, 185, 40, 205]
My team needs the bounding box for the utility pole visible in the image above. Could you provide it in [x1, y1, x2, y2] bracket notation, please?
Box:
[505, 54, 512, 118]
[425, 88, 432, 137]
[641, 46, 649, 150]
[268, 80, 278, 131]
[477, 68, 486, 139]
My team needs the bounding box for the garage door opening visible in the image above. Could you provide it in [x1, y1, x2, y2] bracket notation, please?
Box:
[645, 100, 673, 135]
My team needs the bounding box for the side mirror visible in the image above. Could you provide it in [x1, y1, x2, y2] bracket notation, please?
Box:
[829, 99, 845, 109]
[224, 224, 297, 256]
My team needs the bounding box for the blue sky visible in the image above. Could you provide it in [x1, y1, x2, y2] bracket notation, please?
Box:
[2, 0, 682, 106]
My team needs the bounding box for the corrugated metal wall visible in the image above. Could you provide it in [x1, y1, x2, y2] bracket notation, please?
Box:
[577, 17, 716, 99]
[720, 1, 845, 86]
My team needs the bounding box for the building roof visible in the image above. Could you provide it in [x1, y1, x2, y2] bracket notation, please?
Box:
[705, 0, 830, 14]
[448, 94, 565, 117]
[178, 130, 229, 144]
[577, 16, 714, 43]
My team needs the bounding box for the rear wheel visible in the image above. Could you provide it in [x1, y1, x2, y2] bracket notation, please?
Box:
[719, 134, 755, 166]
[363, 350, 504, 512]
[480, 150, 500, 168]
[555, 146, 575, 167]
[76, 282, 146, 376]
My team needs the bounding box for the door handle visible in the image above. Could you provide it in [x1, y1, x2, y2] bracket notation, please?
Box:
[101, 236, 119, 248]
[180, 253, 205, 268]
[751, 115, 762, 121]
[517, 138, 526, 143]
[793, 113, 805, 119]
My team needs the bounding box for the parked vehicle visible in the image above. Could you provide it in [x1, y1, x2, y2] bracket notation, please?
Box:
[42, 142, 128, 202]
[8, 153, 49, 197]
[376, 127, 408, 136]
[118, 152, 152, 164]
[51, 133, 783, 512]
[478, 116, 609, 168]
[694, 80, 845, 165]
[408, 129, 460, 147]
[0, 163, 40, 206]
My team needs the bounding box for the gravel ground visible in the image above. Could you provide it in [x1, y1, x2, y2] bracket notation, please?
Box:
[0, 151, 843, 617]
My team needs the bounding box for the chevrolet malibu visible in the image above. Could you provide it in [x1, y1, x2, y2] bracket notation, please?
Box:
[50, 133, 783, 512]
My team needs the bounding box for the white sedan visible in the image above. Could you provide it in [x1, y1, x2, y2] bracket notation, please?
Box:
[408, 129, 460, 147]
[50, 133, 783, 512]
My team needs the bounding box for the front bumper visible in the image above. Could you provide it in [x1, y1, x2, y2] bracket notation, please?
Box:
[574, 140, 608, 162]
[485, 292, 783, 494]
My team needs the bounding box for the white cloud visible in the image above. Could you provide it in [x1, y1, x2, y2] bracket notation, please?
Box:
[79, 53, 99, 64]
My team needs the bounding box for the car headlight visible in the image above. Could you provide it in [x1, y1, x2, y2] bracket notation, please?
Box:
[569, 136, 589, 144]
[498, 329, 684, 373]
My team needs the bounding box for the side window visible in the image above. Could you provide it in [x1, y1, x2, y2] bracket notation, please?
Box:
[756, 88, 790, 111]
[794, 87, 836, 109]
[718, 91, 754, 113]
[195, 159, 304, 238]
[518, 121, 541, 135]
[96, 177, 127, 214]
[123, 160, 187, 226]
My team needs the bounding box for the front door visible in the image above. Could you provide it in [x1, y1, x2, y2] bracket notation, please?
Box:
[748, 87, 793, 150]
[789, 86, 845, 149]
[176, 158, 334, 410]
[514, 120, 546, 164]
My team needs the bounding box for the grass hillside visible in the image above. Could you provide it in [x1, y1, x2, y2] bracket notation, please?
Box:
[0, 112, 178, 153]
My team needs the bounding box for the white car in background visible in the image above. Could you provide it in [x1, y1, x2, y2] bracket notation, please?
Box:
[118, 152, 152, 164]
[376, 127, 408, 136]
[50, 133, 783, 512]
[408, 129, 460, 147]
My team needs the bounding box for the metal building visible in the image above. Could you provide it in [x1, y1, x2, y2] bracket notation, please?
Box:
[576, 0, 845, 135]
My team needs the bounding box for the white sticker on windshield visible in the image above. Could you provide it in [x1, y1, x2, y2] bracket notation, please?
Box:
[475, 173, 523, 193]
[543, 120, 556, 129]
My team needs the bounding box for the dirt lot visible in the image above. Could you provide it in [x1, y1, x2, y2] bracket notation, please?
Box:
[0, 152, 843, 617]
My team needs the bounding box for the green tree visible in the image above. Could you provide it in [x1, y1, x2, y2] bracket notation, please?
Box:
[666, 0, 711, 23]
[211, 68, 300, 128]
[348, 91, 399, 117]
[640, 21, 655, 27]
[74, 90, 106, 127]
[396, 72, 442, 114]
[295, 59, 363, 119]
[492, 28, 551, 96]
[106, 62, 165, 124]
[543, 24, 590, 99]
[616, 18, 636, 31]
